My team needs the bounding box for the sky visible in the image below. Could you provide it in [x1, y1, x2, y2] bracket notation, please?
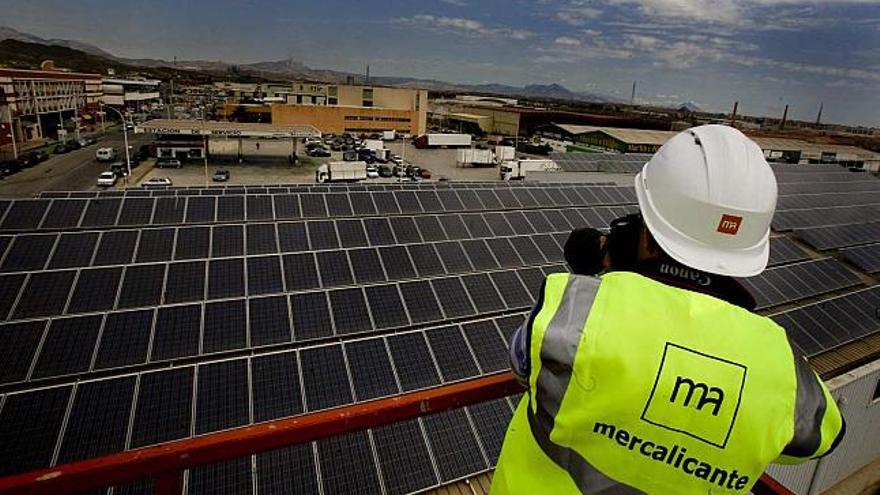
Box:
[5, 0, 880, 126]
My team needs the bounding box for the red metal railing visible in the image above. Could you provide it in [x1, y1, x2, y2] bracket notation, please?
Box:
[0, 372, 794, 495]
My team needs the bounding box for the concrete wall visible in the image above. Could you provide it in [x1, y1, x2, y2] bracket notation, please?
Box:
[766, 360, 880, 494]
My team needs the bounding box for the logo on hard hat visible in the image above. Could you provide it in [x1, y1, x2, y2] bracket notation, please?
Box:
[717, 214, 742, 235]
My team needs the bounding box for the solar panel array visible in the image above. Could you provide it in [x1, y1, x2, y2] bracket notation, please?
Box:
[0, 170, 878, 494]
[550, 152, 653, 173]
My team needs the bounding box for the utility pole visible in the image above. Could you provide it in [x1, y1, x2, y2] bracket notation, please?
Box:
[630, 81, 636, 105]
[816, 102, 823, 126]
[103, 105, 131, 182]
[730, 101, 738, 127]
[168, 56, 176, 120]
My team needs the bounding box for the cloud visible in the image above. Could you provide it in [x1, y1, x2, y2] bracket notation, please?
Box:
[439, 0, 467, 5]
[556, 6, 603, 25]
[394, 14, 534, 39]
[555, 36, 582, 45]
[605, 0, 742, 25]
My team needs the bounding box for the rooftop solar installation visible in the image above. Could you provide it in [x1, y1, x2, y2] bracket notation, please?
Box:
[0, 170, 879, 494]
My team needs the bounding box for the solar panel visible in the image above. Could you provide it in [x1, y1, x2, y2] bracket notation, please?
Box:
[0, 320, 44, 384]
[57, 376, 135, 463]
[189, 457, 254, 495]
[174, 227, 210, 260]
[372, 419, 439, 494]
[387, 332, 441, 391]
[422, 409, 488, 482]
[195, 359, 249, 434]
[163, 261, 205, 304]
[68, 266, 123, 312]
[251, 351, 303, 422]
[203, 299, 247, 353]
[135, 228, 174, 263]
[329, 288, 373, 335]
[93, 310, 153, 370]
[336, 219, 369, 247]
[1, 234, 55, 272]
[467, 398, 514, 466]
[364, 284, 409, 329]
[31, 315, 102, 379]
[130, 368, 194, 448]
[207, 258, 245, 299]
[840, 243, 880, 273]
[316, 430, 382, 495]
[345, 338, 400, 401]
[300, 345, 352, 411]
[48, 232, 98, 269]
[291, 292, 333, 341]
[432, 277, 477, 319]
[349, 248, 386, 283]
[13, 270, 75, 318]
[150, 304, 201, 361]
[0, 386, 72, 475]
[425, 326, 480, 382]
[741, 258, 862, 309]
[461, 320, 509, 373]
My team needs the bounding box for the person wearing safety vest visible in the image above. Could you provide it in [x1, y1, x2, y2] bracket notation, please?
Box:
[492, 125, 845, 495]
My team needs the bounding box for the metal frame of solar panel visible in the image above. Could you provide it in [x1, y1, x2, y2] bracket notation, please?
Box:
[2, 171, 880, 495]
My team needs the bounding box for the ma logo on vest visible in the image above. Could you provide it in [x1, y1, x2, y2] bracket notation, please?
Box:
[641, 343, 747, 448]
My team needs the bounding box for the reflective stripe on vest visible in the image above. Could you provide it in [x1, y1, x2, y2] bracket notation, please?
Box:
[527, 274, 642, 494]
[495, 271, 834, 495]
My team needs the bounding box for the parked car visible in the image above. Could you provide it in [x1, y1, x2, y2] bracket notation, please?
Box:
[132, 147, 150, 164]
[27, 150, 49, 165]
[307, 147, 331, 158]
[109, 162, 129, 177]
[96, 171, 117, 187]
[0, 160, 21, 178]
[156, 157, 182, 168]
[377, 165, 393, 178]
[366, 166, 379, 179]
[96, 147, 117, 162]
[78, 137, 97, 147]
[143, 177, 173, 187]
[390, 154, 403, 165]
[212, 169, 230, 182]
[67, 140, 82, 150]
[53, 144, 71, 154]
[418, 168, 432, 179]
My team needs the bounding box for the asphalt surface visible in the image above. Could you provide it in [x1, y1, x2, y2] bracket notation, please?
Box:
[0, 130, 153, 198]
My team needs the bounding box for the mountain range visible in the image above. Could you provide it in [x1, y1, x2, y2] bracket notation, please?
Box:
[0, 25, 623, 103]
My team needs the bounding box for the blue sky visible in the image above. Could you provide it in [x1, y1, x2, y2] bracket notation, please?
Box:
[7, 0, 880, 126]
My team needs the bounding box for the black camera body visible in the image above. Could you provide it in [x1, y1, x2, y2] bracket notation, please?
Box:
[564, 213, 644, 276]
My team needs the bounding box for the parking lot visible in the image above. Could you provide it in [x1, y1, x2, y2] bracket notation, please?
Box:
[134, 141, 502, 187]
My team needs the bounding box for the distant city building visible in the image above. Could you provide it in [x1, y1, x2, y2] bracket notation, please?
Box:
[0, 68, 101, 146]
[101, 77, 161, 111]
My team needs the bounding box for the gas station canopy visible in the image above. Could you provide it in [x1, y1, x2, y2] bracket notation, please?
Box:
[135, 119, 320, 138]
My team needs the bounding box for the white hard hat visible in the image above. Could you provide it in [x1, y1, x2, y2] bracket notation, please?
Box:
[634, 124, 777, 277]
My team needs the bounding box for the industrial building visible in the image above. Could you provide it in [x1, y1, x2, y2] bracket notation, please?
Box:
[217, 82, 428, 135]
[430, 99, 668, 138]
[0, 68, 102, 149]
[541, 123, 880, 169]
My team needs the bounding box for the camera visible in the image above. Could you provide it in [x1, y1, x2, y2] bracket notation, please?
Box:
[564, 213, 644, 276]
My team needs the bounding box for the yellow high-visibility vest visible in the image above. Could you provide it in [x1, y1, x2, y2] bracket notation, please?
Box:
[493, 272, 843, 494]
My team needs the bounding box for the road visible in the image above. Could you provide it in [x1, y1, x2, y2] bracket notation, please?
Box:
[0, 131, 154, 198]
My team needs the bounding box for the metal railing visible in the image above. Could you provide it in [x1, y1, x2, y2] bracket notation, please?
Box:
[0, 372, 793, 495]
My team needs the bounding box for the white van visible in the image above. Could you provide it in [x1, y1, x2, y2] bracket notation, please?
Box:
[96, 147, 117, 162]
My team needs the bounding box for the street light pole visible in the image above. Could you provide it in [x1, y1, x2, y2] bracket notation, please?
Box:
[103, 105, 131, 182]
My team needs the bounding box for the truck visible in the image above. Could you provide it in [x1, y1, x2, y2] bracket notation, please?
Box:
[495, 145, 515, 162]
[363, 139, 384, 152]
[413, 133, 472, 149]
[315, 161, 367, 183]
[499, 159, 559, 180]
[382, 130, 396, 141]
[456, 148, 495, 167]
